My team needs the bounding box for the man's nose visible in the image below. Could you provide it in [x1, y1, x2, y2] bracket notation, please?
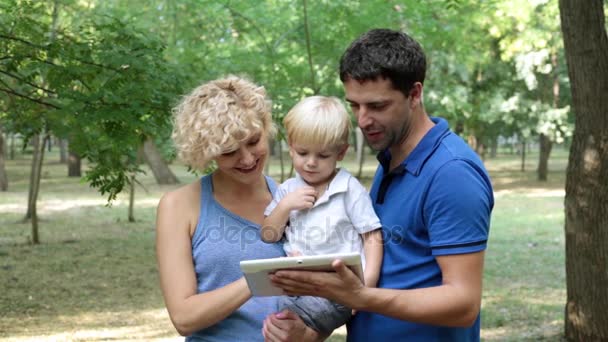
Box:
[357, 107, 373, 129]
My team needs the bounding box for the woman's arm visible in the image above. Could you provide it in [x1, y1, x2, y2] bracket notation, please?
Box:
[362, 229, 383, 287]
[155, 186, 252, 336]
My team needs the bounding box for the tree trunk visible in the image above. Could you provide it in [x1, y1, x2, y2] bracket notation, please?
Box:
[128, 173, 136, 222]
[490, 137, 498, 158]
[355, 127, 365, 178]
[475, 137, 486, 161]
[25, 134, 48, 244]
[520, 139, 526, 172]
[9, 133, 15, 160]
[537, 133, 553, 181]
[67, 145, 81, 177]
[559, 0, 608, 340]
[0, 127, 8, 191]
[59, 138, 67, 163]
[142, 138, 179, 185]
[278, 138, 285, 182]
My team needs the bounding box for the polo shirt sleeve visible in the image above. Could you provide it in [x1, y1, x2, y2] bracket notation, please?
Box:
[345, 178, 382, 234]
[264, 182, 289, 217]
[424, 159, 493, 256]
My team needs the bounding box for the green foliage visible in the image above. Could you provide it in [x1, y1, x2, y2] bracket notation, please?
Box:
[0, 0, 185, 201]
[1, 0, 575, 199]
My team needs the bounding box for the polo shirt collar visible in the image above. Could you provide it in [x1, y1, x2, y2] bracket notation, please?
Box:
[294, 168, 349, 205]
[376, 117, 450, 176]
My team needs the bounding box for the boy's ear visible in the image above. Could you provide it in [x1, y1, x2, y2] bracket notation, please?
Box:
[288, 145, 295, 159]
[336, 144, 349, 161]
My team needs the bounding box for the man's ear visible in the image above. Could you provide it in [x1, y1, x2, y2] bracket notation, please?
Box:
[408, 82, 424, 109]
[336, 144, 349, 161]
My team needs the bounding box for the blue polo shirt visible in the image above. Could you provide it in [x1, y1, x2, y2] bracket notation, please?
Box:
[347, 117, 494, 342]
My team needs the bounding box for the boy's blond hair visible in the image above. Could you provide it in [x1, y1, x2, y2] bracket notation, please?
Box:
[283, 96, 350, 149]
[172, 76, 276, 170]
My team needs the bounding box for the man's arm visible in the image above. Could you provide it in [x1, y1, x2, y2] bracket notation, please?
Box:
[271, 250, 484, 327]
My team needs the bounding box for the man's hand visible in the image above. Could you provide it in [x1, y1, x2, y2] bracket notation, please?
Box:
[270, 259, 368, 310]
[262, 310, 322, 342]
[280, 186, 317, 211]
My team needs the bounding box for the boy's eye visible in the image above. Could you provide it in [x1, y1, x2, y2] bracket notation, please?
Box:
[297, 151, 308, 156]
[319, 154, 330, 159]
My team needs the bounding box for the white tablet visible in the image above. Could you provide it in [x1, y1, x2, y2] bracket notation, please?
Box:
[240, 252, 364, 297]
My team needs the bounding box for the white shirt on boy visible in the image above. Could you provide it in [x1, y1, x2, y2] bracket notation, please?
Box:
[264, 168, 381, 262]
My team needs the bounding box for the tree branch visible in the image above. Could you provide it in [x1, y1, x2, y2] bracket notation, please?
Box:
[0, 34, 46, 49]
[0, 70, 57, 95]
[302, 0, 317, 93]
[0, 86, 60, 109]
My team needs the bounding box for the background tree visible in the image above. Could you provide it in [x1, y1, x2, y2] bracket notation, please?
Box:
[0, 124, 7, 191]
[559, 0, 608, 339]
[0, 0, 183, 242]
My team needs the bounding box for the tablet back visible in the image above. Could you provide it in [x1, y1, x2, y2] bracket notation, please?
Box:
[240, 253, 363, 297]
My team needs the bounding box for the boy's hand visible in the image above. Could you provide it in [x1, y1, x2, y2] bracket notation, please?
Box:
[281, 186, 318, 211]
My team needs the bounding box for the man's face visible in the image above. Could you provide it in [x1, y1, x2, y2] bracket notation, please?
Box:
[344, 77, 412, 152]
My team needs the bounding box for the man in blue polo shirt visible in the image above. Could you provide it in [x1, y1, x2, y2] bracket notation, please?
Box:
[267, 28, 494, 342]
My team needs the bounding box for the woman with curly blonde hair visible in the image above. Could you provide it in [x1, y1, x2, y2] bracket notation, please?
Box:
[155, 76, 321, 341]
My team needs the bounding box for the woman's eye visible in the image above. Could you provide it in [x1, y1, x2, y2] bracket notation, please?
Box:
[248, 139, 260, 146]
[222, 150, 236, 156]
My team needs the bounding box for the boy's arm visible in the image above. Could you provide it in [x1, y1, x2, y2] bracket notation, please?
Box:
[362, 229, 383, 287]
[262, 186, 318, 243]
[262, 201, 291, 242]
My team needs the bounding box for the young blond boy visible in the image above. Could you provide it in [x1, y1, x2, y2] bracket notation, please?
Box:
[262, 96, 383, 334]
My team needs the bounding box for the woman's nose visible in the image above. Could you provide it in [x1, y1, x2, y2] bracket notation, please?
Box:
[239, 148, 255, 165]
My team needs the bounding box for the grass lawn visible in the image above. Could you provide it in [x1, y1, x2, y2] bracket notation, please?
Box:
[0, 146, 568, 341]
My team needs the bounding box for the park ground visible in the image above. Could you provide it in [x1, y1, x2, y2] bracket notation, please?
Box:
[0, 147, 568, 341]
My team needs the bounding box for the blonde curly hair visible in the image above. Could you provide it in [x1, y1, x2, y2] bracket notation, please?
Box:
[172, 76, 276, 170]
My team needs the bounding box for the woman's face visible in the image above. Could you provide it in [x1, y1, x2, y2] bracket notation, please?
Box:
[214, 131, 269, 183]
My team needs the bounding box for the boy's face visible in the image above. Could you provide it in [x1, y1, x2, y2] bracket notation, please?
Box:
[289, 142, 347, 187]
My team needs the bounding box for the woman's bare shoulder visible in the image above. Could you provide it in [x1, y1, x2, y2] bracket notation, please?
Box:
[157, 180, 201, 221]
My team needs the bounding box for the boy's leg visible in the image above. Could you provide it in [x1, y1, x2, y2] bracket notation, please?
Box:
[278, 296, 351, 334]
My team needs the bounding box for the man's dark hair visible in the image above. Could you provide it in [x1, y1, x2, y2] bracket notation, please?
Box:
[339, 28, 427, 96]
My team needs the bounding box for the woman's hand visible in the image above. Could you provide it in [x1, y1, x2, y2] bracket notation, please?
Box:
[262, 310, 324, 342]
